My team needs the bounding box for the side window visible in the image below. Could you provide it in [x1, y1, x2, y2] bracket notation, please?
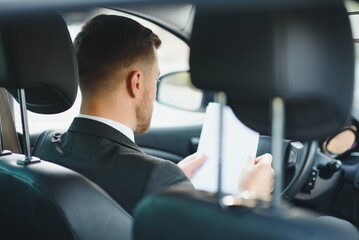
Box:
[13, 8, 204, 134]
[347, 1, 359, 120]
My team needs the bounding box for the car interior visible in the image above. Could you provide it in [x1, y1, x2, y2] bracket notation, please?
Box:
[133, 3, 358, 240]
[0, 13, 132, 239]
[0, 0, 359, 239]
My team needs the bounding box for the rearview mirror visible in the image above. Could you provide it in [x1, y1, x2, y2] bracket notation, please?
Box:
[157, 71, 205, 111]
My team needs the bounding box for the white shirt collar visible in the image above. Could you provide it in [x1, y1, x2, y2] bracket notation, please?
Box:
[77, 114, 135, 142]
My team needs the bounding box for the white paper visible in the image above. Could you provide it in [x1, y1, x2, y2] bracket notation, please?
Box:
[191, 102, 259, 195]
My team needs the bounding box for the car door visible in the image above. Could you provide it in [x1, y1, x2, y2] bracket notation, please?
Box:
[136, 124, 202, 163]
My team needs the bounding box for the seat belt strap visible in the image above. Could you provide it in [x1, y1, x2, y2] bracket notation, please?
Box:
[0, 87, 22, 153]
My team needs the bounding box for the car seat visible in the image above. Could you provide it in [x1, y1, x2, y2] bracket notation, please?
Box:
[133, 2, 358, 240]
[0, 13, 132, 240]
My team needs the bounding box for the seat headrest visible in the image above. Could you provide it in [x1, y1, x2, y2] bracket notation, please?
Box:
[0, 13, 78, 114]
[190, 4, 354, 141]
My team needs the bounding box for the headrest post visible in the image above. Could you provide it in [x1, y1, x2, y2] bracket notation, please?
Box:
[17, 89, 40, 165]
[216, 91, 226, 204]
[0, 116, 4, 152]
[18, 89, 31, 161]
[271, 97, 285, 209]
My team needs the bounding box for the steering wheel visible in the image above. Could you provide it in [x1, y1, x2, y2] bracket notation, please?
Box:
[257, 136, 318, 199]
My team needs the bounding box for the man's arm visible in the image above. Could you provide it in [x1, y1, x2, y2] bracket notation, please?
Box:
[144, 158, 194, 195]
[177, 153, 275, 199]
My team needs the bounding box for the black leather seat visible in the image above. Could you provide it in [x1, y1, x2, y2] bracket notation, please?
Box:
[133, 2, 358, 240]
[0, 13, 132, 240]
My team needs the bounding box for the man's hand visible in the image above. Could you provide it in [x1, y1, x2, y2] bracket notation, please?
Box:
[177, 153, 206, 179]
[237, 153, 275, 199]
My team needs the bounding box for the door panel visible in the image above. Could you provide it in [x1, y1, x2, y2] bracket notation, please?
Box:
[135, 125, 202, 163]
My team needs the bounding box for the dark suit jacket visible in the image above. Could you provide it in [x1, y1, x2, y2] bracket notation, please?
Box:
[32, 117, 192, 215]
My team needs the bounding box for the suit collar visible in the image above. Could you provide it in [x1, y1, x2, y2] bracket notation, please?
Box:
[68, 117, 143, 153]
[77, 114, 135, 142]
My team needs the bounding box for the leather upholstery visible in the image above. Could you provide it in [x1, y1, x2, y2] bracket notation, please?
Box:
[134, 187, 358, 240]
[0, 13, 133, 239]
[190, 3, 354, 141]
[0, 13, 78, 114]
[0, 154, 132, 240]
[134, 2, 358, 240]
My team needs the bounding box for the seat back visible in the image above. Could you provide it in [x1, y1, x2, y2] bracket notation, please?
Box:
[0, 13, 132, 239]
[134, 187, 357, 240]
[133, 2, 356, 240]
[0, 154, 132, 240]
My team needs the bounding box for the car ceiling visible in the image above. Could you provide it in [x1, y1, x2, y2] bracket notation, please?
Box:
[2, 0, 359, 117]
[0, 0, 344, 15]
[117, 4, 194, 40]
[0, 0, 349, 38]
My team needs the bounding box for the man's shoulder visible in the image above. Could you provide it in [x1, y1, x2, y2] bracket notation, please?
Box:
[144, 156, 191, 194]
[33, 129, 65, 152]
[115, 149, 178, 171]
[32, 127, 184, 180]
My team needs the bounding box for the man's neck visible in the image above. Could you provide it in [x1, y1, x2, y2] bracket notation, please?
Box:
[80, 98, 136, 131]
[77, 113, 135, 142]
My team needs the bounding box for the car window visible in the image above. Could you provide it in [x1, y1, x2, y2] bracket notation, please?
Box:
[347, 1, 359, 120]
[13, 8, 204, 133]
[345, 1, 359, 120]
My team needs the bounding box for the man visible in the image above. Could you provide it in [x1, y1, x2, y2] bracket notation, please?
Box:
[33, 15, 274, 215]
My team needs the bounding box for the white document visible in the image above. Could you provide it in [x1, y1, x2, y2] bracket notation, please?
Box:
[191, 103, 259, 195]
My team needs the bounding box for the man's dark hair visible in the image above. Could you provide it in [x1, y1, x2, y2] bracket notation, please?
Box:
[74, 15, 161, 94]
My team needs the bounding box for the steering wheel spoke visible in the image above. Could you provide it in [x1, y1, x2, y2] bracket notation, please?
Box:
[257, 136, 318, 200]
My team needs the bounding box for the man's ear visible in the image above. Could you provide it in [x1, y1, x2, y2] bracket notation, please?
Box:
[126, 70, 142, 98]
